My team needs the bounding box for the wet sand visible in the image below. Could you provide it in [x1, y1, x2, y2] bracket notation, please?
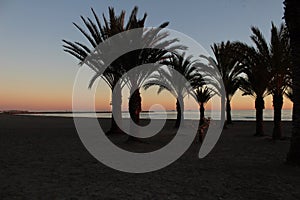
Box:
[0, 114, 299, 199]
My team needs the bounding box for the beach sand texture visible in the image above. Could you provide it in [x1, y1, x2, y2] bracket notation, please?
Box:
[1, 114, 300, 199]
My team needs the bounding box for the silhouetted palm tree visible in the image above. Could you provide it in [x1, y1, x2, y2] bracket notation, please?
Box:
[192, 85, 215, 125]
[198, 55, 226, 128]
[267, 23, 292, 140]
[144, 53, 198, 128]
[121, 48, 170, 133]
[236, 28, 273, 136]
[211, 41, 244, 124]
[238, 23, 291, 139]
[63, 7, 148, 134]
[284, 0, 300, 165]
[62, 7, 178, 137]
[115, 31, 184, 139]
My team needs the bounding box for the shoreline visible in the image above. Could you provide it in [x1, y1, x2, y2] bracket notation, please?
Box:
[1, 109, 293, 122]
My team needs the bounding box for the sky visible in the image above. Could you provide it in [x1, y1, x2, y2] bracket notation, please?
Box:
[0, 0, 292, 111]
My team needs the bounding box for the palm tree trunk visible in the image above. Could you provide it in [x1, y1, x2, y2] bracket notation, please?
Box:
[226, 99, 232, 124]
[128, 88, 142, 141]
[175, 95, 184, 128]
[200, 103, 205, 125]
[109, 82, 122, 134]
[255, 96, 265, 136]
[272, 94, 283, 140]
[221, 94, 226, 128]
[285, 0, 300, 165]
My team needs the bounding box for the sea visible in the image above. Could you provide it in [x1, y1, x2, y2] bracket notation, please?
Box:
[25, 109, 293, 121]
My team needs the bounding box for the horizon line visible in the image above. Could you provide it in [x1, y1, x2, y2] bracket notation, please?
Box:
[1, 108, 293, 114]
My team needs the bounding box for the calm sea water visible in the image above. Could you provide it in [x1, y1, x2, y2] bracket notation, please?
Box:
[26, 110, 292, 121]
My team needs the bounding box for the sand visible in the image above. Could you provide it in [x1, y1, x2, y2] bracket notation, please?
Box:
[0, 114, 300, 199]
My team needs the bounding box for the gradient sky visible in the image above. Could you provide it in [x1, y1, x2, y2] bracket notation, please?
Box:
[0, 0, 292, 111]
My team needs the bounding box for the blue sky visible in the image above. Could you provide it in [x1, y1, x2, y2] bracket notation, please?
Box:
[0, 0, 287, 111]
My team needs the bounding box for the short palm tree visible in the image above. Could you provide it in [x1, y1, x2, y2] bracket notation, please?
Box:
[121, 48, 170, 128]
[284, 0, 300, 165]
[144, 53, 198, 128]
[198, 54, 226, 127]
[192, 85, 215, 125]
[115, 30, 184, 138]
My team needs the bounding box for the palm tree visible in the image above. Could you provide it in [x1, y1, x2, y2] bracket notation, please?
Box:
[116, 31, 184, 139]
[198, 55, 226, 128]
[63, 7, 148, 134]
[121, 49, 170, 134]
[143, 53, 198, 128]
[192, 85, 215, 125]
[236, 32, 272, 136]
[238, 23, 291, 139]
[210, 41, 244, 124]
[63, 7, 178, 136]
[267, 23, 292, 140]
[284, 0, 300, 165]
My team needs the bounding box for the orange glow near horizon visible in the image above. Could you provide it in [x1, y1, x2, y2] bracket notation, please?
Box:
[1, 80, 293, 112]
[230, 90, 293, 110]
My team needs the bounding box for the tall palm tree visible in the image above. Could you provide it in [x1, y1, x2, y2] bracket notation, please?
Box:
[236, 34, 272, 136]
[143, 53, 198, 128]
[63, 7, 148, 134]
[63, 7, 178, 136]
[238, 23, 291, 139]
[267, 22, 292, 140]
[211, 41, 244, 124]
[284, 0, 300, 165]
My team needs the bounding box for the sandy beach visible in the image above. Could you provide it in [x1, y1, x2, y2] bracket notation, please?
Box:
[0, 114, 299, 199]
